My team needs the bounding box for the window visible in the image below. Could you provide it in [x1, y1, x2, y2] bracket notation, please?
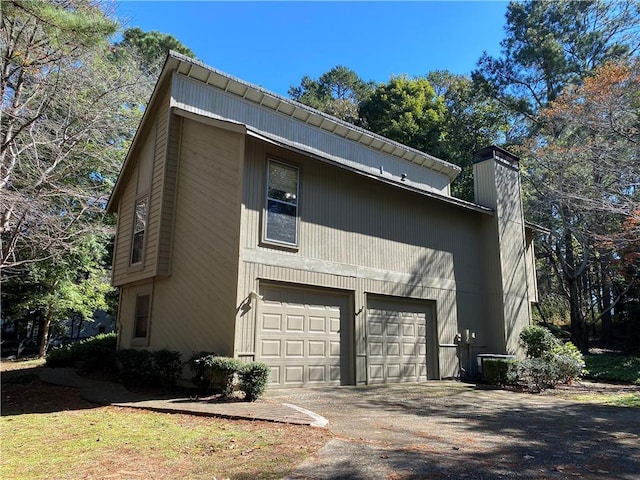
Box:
[265, 160, 299, 245]
[134, 294, 150, 339]
[131, 197, 147, 264]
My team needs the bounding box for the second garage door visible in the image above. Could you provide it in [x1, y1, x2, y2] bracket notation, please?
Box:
[367, 296, 438, 383]
[257, 284, 352, 387]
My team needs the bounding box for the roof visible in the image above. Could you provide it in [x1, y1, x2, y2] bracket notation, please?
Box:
[107, 52, 475, 213]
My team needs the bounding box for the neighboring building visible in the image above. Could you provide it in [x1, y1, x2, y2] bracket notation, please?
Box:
[107, 52, 538, 387]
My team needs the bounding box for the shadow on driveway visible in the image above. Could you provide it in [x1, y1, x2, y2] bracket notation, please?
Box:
[268, 382, 640, 480]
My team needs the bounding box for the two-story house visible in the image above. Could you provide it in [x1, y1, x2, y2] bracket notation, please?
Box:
[107, 52, 538, 387]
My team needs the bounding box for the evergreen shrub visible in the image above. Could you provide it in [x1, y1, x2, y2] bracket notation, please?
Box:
[239, 362, 270, 401]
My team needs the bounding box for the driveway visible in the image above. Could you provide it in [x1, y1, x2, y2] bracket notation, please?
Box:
[266, 382, 640, 480]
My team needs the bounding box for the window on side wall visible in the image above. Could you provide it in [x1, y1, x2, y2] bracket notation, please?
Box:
[264, 160, 299, 246]
[131, 197, 147, 265]
[134, 293, 150, 339]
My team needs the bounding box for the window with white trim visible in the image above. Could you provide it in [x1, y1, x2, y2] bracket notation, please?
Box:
[130, 197, 147, 264]
[264, 160, 299, 246]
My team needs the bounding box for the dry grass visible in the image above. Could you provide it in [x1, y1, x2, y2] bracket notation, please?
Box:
[1, 361, 331, 480]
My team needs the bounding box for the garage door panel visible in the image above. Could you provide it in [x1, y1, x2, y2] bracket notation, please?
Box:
[258, 285, 350, 387]
[269, 366, 280, 383]
[367, 297, 436, 384]
[284, 366, 303, 383]
[387, 342, 400, 356]
[386, 323, 400, 336]
[285, 340, 304, 357]
[262, 314, 282, 330]
[369, 320, 383, 335]
[286, 315, 304, 331]
[261, 339, 281, 356]
[308, 365, 326, 382]
[309, 316, 326, 332]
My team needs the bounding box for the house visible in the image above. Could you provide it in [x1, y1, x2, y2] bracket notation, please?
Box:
[107, 51, 538, 387]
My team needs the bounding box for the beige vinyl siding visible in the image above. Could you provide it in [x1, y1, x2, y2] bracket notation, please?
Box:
[112, 90, 172, 287]
[118, 280, 154, 349]
[235, 138, 491, 378]
[147, 119, 244, 358]
[156, 113, 182, 275]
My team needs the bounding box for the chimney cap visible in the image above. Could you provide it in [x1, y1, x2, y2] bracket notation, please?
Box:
[473, 145, 520, 165]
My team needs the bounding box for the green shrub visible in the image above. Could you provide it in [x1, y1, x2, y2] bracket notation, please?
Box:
[116, 349, 154, 383]
[482, 358, 515, 386]
[46, 333, 117, 373]
[46, 343, 82, 367]
[151, 349, 183, 387]
[189, 354, 241, 397]
[519, 325, 560, 358]
[187, 351, 218, 383]
[239, 362, 270, 401]
[508, 358, 559, 392]
[547, 342, 586, 384]
[508, 341, 586, 392]
[116, 349, 183, 387]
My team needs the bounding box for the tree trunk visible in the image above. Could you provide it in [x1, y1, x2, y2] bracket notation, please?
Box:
[38, 308, 53, 358]
[600, 261, 613, 345]
[562, 228, 589, 352]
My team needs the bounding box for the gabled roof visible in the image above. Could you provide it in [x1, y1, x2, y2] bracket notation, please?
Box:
[108, 52, 472, 213]
[166, 51, 461, 178]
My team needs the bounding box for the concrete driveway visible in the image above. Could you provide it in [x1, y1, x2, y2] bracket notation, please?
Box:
[266, 382, 640, 480]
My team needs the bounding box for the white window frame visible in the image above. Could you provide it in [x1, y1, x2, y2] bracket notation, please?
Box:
[263, 159, 299, 247]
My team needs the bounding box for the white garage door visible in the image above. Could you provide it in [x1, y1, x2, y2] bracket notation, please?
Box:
[367, 296, 438, 383]
[257, 284, 352, 387]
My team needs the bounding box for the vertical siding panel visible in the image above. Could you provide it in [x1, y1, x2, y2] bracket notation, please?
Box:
[237, 137, 494, 378]
[150, 119, 243, 360]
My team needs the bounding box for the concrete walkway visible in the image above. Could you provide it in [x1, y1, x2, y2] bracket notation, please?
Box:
[39, 368, 327, 426]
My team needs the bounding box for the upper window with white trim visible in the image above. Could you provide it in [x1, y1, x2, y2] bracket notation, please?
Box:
[264, 160, 299, 246]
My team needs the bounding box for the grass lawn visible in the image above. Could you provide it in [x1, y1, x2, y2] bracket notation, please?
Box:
[0, 360, 330, 480]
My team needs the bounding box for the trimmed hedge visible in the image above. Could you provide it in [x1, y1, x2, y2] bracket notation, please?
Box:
[116, 348, 182, 388]
[239, 362, 271, 402]
[189, 353, 270, 401]
[483, 358, 514, 386]
[46, 333, 118, 373]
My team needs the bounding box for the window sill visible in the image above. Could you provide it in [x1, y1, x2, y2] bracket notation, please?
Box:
[259, 240, 299, 253]
[131, 337, 149, 347]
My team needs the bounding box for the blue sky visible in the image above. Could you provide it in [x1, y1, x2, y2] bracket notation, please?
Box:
[114, 1, 509, 96]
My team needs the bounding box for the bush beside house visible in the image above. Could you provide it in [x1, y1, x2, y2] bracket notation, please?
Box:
[484, 325, 586, 392]
[46, 337, 270, 401]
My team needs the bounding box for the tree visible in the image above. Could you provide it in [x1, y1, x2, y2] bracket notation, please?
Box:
[522, 60, 640, 351]
[475, 0, 639, 136]
[7, 235, 114, 356]
[359, 75, 446, 155]
[427, 71, 512, 201]
[289, 65, 374, 124]
[118, 27, 196, 76]
[1, 0, 150, 275]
